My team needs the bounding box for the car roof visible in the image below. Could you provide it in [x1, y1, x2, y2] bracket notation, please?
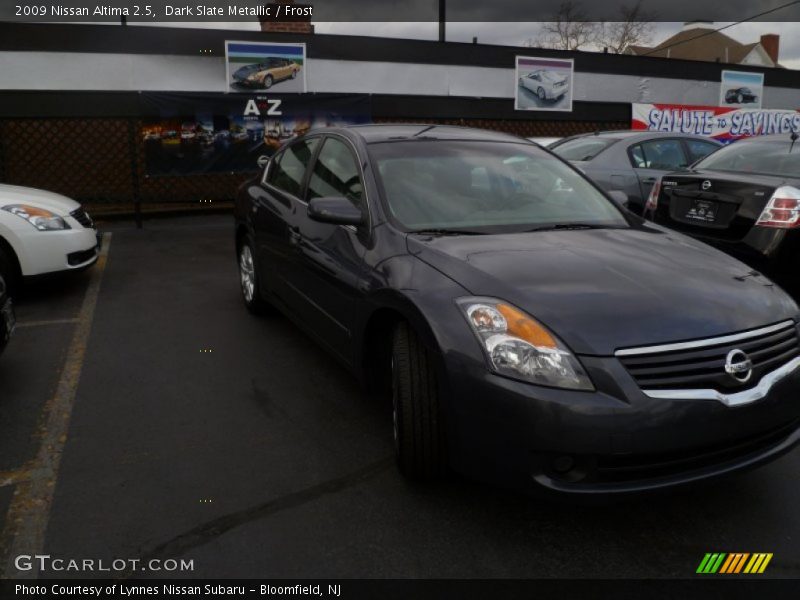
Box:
[335, 124, 526, 144]
[735, 133, 799, 143]
[554, 130, 722, 145]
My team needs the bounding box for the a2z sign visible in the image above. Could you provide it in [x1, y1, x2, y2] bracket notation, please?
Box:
[243, 99, 283, 117]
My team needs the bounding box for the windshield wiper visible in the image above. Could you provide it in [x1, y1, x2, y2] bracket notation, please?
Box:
[409, 228, 485, 236]
[525, 223, 612, 232]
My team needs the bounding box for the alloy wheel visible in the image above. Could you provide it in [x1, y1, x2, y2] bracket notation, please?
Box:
[239, 245, 255, 303]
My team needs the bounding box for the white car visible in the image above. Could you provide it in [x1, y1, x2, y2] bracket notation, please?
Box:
[0, 184, 99, 292]
[519, 69, 570, 101]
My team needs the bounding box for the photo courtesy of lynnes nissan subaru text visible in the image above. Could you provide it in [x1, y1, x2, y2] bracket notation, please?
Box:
[234, 124, 800, 495]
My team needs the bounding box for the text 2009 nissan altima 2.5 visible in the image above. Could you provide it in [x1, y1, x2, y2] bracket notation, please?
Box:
[234, 125, 800, 494]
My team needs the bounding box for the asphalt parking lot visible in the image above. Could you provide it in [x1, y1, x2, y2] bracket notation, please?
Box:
[1, 214, 799, 579]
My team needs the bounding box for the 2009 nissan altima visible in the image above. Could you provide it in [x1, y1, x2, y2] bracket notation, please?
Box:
[234, 125, 800, 494]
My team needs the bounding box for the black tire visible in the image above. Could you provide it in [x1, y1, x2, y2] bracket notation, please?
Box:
[537, 87, 546, 102]
[291, 69, 297, 79]
[238, 235, 270, 314]
[391, 321, 446, 479]
[737, 93, 743, 103]
[263, 74, 273, 89]
[0, 247, 19, 298]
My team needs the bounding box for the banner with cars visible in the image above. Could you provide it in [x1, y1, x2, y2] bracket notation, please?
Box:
[632, 103, 800, 144]
[515, 56, 574, 112]
[225, 41, 306, 93]
[140, 93, 371, 176]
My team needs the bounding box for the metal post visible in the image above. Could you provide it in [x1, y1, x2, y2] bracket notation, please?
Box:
[127, 119, 143, 229]
[439, 0, 445, 42]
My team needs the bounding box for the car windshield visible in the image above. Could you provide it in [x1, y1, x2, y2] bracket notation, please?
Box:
[551, 137, 618, 161]
[369, 141, 628, 232]
[694, 139, 800, 178]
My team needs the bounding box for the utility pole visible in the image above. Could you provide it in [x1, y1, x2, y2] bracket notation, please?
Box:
[439, 0, 445, 42]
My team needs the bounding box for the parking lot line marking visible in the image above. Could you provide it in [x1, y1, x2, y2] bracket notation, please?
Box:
[15, 318, 80, 329]
[0, 234, 112, 579]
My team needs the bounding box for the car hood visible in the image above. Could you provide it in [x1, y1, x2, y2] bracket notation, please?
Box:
[407, 226, 798, 356]
[0, 183, 80, 216]
[233, 64, 261, 78]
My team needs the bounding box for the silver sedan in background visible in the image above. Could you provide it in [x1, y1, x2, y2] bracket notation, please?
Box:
[550, 131, 722, 214]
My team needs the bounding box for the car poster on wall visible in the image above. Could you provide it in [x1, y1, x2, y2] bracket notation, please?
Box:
[632, 103, 800, 143]
[719, 70, 764, 109]
[515, 56, 573, 112]
[225, 41, 306, 93]
[140, 93, 370, 176]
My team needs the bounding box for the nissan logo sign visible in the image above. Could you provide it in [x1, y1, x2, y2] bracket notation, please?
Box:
[725, 349, 753, 384]
[701, 180, 712, 191]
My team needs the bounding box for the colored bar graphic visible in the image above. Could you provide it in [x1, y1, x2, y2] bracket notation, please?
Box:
[699, 552, 772, 574]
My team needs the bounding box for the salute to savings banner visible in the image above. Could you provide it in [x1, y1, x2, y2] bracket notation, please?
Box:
[140, 93, 371, 176]
[632, 103, 800, 143]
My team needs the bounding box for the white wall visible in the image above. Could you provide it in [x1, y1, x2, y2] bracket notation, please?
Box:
[0, 51, 796, 109]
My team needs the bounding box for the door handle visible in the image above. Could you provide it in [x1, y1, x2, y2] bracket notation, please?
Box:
[289, 226, 301, 245]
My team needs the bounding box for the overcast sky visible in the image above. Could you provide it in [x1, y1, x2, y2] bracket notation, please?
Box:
[317, 22, 800, 69]
[157, 20, 798, 69]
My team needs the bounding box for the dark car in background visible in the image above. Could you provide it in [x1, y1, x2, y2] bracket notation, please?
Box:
[551, 131, 721, 214]
[725, 87, 759, 104]
[0, 274, 14, 356]
[234, 124, 800, 495]
[646, 133, 800, 292]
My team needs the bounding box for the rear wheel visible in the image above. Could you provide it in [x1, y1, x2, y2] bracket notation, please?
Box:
[391, 322, 446, 479]
[537, 87, 546, 101]
[291, 69, 297, 79]
[238, 236, 270, 314]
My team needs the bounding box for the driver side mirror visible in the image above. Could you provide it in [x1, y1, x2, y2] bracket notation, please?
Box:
[607, 190, 630, 208]
[307, 197, 365, 226]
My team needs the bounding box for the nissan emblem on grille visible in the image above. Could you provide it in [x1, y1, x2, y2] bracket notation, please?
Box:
[725, 349, 753, 384]
[702, 180, 712, 190]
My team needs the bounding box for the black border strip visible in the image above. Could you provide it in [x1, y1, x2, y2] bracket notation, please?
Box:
[0, 90, 631, 122]
[0, 23, 798, 88]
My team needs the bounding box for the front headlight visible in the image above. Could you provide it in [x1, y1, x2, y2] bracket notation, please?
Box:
[2, 205, 69, 231]
[457, 297, 593, 391]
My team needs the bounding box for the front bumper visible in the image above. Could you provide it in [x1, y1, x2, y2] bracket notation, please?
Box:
[13, 222, 99, 277]
[443, 350, 800, 495]
[547, 83, 569, 99]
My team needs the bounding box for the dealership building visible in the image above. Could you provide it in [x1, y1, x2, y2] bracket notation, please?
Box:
[0, 19, 797, 214]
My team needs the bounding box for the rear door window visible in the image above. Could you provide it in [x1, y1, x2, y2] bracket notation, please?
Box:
[637, 139, 689, 170]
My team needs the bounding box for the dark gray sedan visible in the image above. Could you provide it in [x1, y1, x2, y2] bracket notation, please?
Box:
[550, 131, 722, 214]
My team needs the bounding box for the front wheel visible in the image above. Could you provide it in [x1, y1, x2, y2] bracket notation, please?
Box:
[291, 69, 298, 79]
[737, 93, 743, 103]
[263, 74, 274, 89]
[537, 87, 546, 102]
[238, 237, 270, 314]
[391, 322, 446, 479]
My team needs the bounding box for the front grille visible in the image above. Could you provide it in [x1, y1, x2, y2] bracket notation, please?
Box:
[618, 321, 800, 392]
[70, 207, 94, 229]
[67, 247, 97, 266]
